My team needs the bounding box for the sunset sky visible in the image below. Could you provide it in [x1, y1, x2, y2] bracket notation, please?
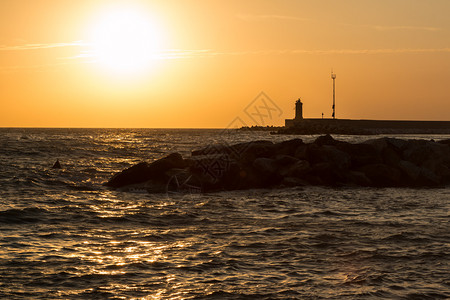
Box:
[1, 0, 450, 128]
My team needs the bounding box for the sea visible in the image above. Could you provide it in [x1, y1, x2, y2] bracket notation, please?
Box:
[0, 128, 449, 299]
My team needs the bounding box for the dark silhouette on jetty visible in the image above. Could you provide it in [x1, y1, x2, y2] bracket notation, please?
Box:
[281, 98, 450, 135]
[106, 135, 450, 193]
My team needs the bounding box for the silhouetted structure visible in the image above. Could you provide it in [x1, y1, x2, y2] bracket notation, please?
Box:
[284, 98, 450, 134]
[284, 72, 450, 134]
[295, 98, 303, 120]
[331, 71, 336, 119]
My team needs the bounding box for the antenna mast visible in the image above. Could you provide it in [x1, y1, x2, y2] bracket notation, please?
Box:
[331, 70, 336, 119]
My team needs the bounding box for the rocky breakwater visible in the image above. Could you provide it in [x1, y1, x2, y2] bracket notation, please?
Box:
[105, 135, 450, 192]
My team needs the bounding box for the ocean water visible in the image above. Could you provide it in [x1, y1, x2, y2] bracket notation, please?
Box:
[0, 128, 449, 299]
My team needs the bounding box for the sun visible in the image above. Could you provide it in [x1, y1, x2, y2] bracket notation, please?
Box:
[88, 6, 164, 74]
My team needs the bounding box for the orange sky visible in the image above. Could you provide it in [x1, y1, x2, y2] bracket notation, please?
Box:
[1, 0, 450, 128]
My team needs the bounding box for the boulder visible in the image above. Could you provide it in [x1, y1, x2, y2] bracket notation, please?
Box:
[307, 144, 351, 170]
[187, 154, 232, 179]
[106, 162, 150, 188]
[364, 137, 404, 167]
[364, 137, 390, 153]
[345, 171, 372, 187]
[106, 153, 186, 188]
[191, 144, 230, 156]
[438, 139, 450, 146]
[309, 162, 349, 186]
[337, 143, 381, 168]
[402, 142, 448, 167]
[381, 146, 402, 167]
[359, 163, 402, 187]
[238, 140, 275, 162]
[252, 157, 282, 186]
[166, 169, 203, 195]
[274, 139, 304, 156]
[192, 140, 274, 158]
[294, 144, 308, 160]
[387, 138, 409, 151]
[274, 155, 299, 166]
[253, 157, 279, 175]
[314, 134, 343, 146]
[280, 160, 311, 178]
[437, 164, 450, 183]
[420, 168, 442, 186]
[398, 160, 421, 182]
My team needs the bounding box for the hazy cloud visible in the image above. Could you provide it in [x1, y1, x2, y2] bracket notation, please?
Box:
[0, 41, 87, 72]
[0, 41, 87, 51]
[0, 61, 74, 73]
[372, 25, 441, 32]
[3, 42, 450, 72]
[289, 48, 450, 55]
[236, 14, 307, 22]
[158, 48, 450, 58]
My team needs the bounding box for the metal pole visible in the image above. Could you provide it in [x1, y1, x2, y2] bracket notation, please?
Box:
[331, 71, 336, 119]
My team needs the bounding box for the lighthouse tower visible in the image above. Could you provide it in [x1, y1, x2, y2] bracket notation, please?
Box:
[295, 98, 303, 120]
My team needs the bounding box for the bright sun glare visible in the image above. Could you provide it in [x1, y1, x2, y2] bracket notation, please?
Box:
[88, 6, 164, 74]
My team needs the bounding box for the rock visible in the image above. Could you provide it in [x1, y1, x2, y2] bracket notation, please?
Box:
[364, 137, 408, 152]
[421, 157, 443, 175]
[253, 157, 278, 175]
[359, 163, 402, 187]
[166, 169, 203, 195]
[364, 138, 390, 153]
[280, 160, 310, 178]
[346, 171, 372, 187]
[364, 137, 404, 167]
[398, 160, 421, 182]
[274, 155, 299, 166]
[52, 159, 62, 169]
[417, 167, 441, 186]
[307, 144, 351, 170]
[106, 153, 186, 188]
[238, 141, 275, 163]
[187, 154, 232, 180]
[191, 144, 230, 156]
[382, 146, 402, 167]
[187, 154, 251, 191]
[387, 138, 409, 151]
[106, 135, 450, 192]
[437, 164, 450, 183]
[191, 140, 274, 158]
[438, 139, 450, 146]
[337, 143, 381, 168]
[403, 142, 448, 167]
[310, 162, 348, 186]
[219, 162, 247, 190]
[294, 145, 308, 160]
[232, 166, 262, 190]
[252, 157, 282, 186]
[106, 161, 150, 188]
[281, 177, 309, 187]
[314, 134, 340, 146]
[149, 153, 186, 175]
[274, 139, 304, 156]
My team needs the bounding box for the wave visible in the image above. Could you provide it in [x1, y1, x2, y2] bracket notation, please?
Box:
[0, 207, 49, 224]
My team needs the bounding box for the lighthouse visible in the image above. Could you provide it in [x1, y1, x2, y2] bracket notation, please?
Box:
[294, 98, 303, 120]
